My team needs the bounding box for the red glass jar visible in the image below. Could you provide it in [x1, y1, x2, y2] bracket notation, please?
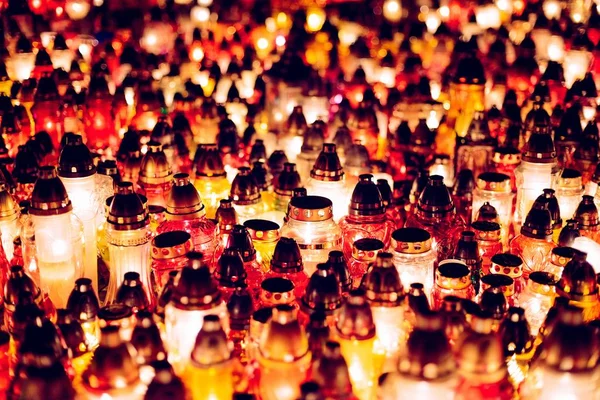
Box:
[84, 74, 117, 151]
[347, 238, 384, 288]
[158, 173, 217, 262]
[258, 277, 297, 309]
[265, 237, 309, 299]
[489, 253, 526, 296]
[138, 142, 173, 208]
[510, 201, 556, 279]
[405, 175, 467, 261]
[31, 75, 63, 148]
[339, 174, 395, 261]
[472, 221, 503, 275]
[347, 102, 379, 158]
[432, 260, 475, 310]
[151, 230, 193, 295]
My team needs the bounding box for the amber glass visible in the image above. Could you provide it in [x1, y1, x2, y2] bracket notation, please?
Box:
[510, 234, 556, 280]
[472, 221, 503, 275]
[339, 214, 394, 259]
[432, 260, 476, 310]
[150, 231, 193, 296]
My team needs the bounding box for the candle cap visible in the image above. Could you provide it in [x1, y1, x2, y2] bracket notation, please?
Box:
[557, 249, 598, 302]
[456, 311, 506, 382]
[335, 289, 376, 340]
[333, 126, 353, 154]
[397, 309, 455, 380]
[171, 257, 222, 311]
[139, 141, 173, 185]
[436, 260, 472, 290]
[194, 144, 226, 178]
[407, 283, 431, 315]
[351, 238, 384, 262]
[376, 179, 393, 208]
[452, 55, 485, 85]
[361, 252, 404, 306]
[165, 173, 206, 219]
[522, 129, 556, 163]
[310, 143, 345, 182]
[227, 287, 254, 331]
[476, 172, 511, 193]
[492, 146, 521, 165]
[107, 182, 149, 230]
[558, 219, 580, 247]
[34, 75, 59, 101]
[19, 316, 68, 368]
[287, 105, 308, 137]
[260, 277, 296, 307]
[271, 237, 303, 273]
[29, 166, 73, 216]
[216, 199, 238, 232]
[259, 304, 309, 362]
[301, 123, 326, 154]
[13, 144, 39, 184]
[471, 220, 501, 242]
[344, 140, 370, 170]
[217, 119, 240, 155]
[416, 175, 455, 220]
[131, 310, 166, 365]
[244, 219, 280, 242]
[440, 296, 467, 343]
[66, 277, 100, 322]
[481, 274, 514, 299]
[0, 181, 18, 219]
[490, 253, 523, 279]
[82, 326, 140, 391]
[540, 306, 598, 372]
[97, 160, 121, 184]
[274, 162, 301, 197]
[230, 167, 261, 205]
[537, 188, 562, 229]
[249, 140, 267, 164]
[115, 272, 150, 312]
[151, 231, 193, 260]
[527, 271, 557, 295]
[250, 161, 270, 191]
[499, 307, 533, 357]
[574, 195, 600, 231]
[480, 287, 508, 320]
[301, 263, 342, 315]
[521, 199, 553, 239]
[145, 360, 186, 400]
[190, 315, 232, 367]
[452, 169, 476, 197]
[325, 251, 352, 293]
[57, 309, 89, 357]
[287, 195, 333, 222]
[454, 231, 481, 263]
[225, 225, 256, 261]
[311, 341, 353, 397]
[550, 246, 574, 268]
[216, 249, 247, 288]
[267, 150, 289, 178]
[348, 102, 378, 134]
[348, 174, 385, 216]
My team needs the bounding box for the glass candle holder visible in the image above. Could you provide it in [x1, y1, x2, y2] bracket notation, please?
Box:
[471, 172, 515, 246]
[150, 231, 193, 295]
[556, 249, 600, 322]
[215, 248, 248, 302]
[193, 144, 231, 219]
[480, 274, 516, 307]
[158, 173, 217, 261]
[555, 168, 584, 221]
[244, 219, 280, 271]
[491, 147, 521, 192]
[325, 250, 353, 294]
[164, 253, 229, 373]
[0, 182, 20, 262]
[489, 253, 526, 296]
[183, 315, 234, 400]
[97, 304, 135, 342]
[390, 227, 436, 298]
[81, 326, 145, 400]
[347, 238, 384, 288]
[66, 277, 101, 350]
[574, 195, 600, 243]
[221, 225, 265, 295]
[432, 260, 476, 310]
[105, 182, 152, 306]
[29, 166, 84, 309]
[541, 246, 573, 279]
[280, 195, 342, 277]
[334, 290, 382, 400]
[305, 143, 350, 222]
[378, 310, 456, 400]
[138, 142, 173, 208]
[273, 162, 302, 214]
[472, 221, 503, 275]
[454, 231, 484, 294]
[257, 304, 311, 400]
[265, 237, 309, 299]
[510, 200, 556, 279]
[230, 167, 264, 224]
[339, 174, 395, 260]
[58, 134, 101, 293]
[517, 271, 557, 336]
[405, 175, 466, 262]
[361, 253, 406, 372]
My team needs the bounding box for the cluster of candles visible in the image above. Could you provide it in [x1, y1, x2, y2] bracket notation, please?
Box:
[2, 0, 600, 399]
